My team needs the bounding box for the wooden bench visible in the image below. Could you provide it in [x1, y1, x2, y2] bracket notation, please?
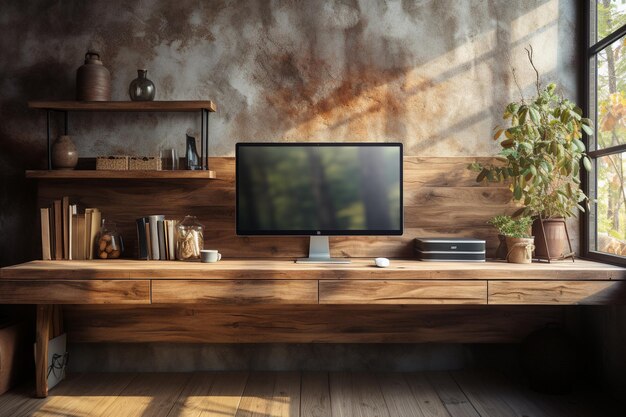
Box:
[2, 258, 626, 397]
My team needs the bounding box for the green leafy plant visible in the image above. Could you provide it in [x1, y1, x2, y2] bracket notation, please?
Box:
[488, 215, 533, 238]
[469, 47, 594, 219]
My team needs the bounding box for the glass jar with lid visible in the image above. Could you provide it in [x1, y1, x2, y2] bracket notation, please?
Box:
[95, 219, 124, 259]
[176, 215, 204, 261]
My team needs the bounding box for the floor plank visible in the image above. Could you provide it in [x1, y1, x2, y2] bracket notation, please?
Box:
[450, 371, 521, 417]
[98, 373, 190, 417]
[427, 372, 480, 417]
[329, 372, 355, 417]
[351, 372, 390, 417]
[30, 373, 137, 417]
[404, 373, 451, 417]
[377, 372, 426, 417]
[268, 372, 301, 417]
[301, 372, 331, 417]
[235, 372, 276, 417]
[167, 372, 248, 417]
[452, 370, 547, 417]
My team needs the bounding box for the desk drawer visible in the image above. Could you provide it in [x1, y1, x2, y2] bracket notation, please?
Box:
[152, 280, 318, 304]
[488, 280, 626, 305]
[0, 280, 150, 304]
[319, 280, 487, 304]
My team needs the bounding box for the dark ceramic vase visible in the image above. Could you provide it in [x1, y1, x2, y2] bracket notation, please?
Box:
[76, 51, 111, 101]
[129, 69, 156, 101]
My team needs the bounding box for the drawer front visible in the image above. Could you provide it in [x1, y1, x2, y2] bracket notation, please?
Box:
[0, 280, 150, 304]
[152, 280, 318, 304]
[488, 280, 626, 305]
[319, 280, 487, 304]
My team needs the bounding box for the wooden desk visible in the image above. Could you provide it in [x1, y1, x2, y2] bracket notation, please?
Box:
[2, 258, 626, 397]
[2, 258, 626, 305]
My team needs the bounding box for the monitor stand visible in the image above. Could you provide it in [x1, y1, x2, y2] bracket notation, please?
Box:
[296, 236, 351, 264]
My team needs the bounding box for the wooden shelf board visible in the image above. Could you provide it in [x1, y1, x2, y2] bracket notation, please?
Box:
[1, 258, 625, 281]
[25, 170, 216, 179]
[28, 100, 217, 112]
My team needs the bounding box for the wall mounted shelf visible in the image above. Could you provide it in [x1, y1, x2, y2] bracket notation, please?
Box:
[28, 100, 216, 112]
[25, 170, 216, 180]
[28, 100, 216, 170]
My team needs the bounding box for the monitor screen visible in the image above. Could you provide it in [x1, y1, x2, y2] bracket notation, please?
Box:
[236, 143, 403, 235]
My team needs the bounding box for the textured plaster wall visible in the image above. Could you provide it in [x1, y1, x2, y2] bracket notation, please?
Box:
[0, 0, 578, 265]
[0, 0, 583, 372]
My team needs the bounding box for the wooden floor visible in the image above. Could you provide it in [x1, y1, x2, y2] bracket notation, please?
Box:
[0, 371, 619, 417]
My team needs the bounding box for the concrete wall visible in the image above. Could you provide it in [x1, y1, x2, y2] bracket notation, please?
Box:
[0, 0, 582, 372]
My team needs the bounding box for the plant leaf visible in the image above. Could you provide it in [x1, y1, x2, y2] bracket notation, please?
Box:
[529, 107, 540, 124]
[493, 128, 504, 141]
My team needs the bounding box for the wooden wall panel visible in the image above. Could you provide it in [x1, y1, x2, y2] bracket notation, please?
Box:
[62, 304, 568, 343]
[36, 157, 520, 259]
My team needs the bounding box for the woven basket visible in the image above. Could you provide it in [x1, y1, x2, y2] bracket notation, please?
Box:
[96, 155, 129, 170]
[129, 156, 162, 170]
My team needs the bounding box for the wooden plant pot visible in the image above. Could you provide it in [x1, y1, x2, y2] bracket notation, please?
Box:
[533, 218, 567, 259]
[505, 237, 535, 264]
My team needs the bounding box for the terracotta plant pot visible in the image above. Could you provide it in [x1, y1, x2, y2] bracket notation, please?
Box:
[505, 236, 535, 264]
[533, 218, 567, 259]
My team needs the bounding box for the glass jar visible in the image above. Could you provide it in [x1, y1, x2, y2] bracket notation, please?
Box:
[95, 220, 124, 259]
[176, 215, 204, 261]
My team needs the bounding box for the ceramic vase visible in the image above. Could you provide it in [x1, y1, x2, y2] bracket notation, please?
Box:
[51, 135, 78, 170]
[76, 51, 111, 101]
[129, 69, 156, 101]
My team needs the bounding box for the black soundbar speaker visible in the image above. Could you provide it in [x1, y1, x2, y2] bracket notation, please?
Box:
[414, 238, 486, 262]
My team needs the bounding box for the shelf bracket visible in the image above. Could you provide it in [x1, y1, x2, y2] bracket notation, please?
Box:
[200, 108, 210, 170]
[46, 110, 52, 170]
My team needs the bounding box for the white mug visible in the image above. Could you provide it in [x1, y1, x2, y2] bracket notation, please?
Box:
[200, 249, 221, 263]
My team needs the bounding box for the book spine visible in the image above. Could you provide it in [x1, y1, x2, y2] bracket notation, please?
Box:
[148, 215, 164, 260]
[89, 209, 101, 260]
[62, 196, 69, 260]
[40, 208, 51, 261]
[135, 218, 149, 260]
[157, 220, 167, 260]
[167, 220, 177, 260]
[53, 200, 63, 260]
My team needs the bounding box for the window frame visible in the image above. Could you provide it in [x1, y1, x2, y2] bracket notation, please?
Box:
[582, 1, 626, 265]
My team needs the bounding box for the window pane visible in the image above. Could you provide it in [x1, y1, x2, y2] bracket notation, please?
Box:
[597, 1, 626, 42]
[594, 152, 626, 257]
[596, 34, 626, 149]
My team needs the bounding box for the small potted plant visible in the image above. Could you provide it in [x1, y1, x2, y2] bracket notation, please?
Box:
[470, 46, 593, 260]
[488, 215, 534, 263]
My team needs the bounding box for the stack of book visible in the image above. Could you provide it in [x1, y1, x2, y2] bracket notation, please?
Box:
[136, 215, 178, 260]
[40, 197, 101, 261]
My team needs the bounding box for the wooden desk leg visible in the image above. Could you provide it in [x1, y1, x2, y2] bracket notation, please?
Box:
[35, 304, 53, 398]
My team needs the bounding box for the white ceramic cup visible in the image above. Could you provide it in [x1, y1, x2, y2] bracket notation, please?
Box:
[200, 249, 221, 263]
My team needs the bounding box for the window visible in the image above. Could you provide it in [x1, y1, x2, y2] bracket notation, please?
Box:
[585, 1, 626, 263]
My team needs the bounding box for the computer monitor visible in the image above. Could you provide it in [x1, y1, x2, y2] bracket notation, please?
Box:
[236, 143, 403, 263]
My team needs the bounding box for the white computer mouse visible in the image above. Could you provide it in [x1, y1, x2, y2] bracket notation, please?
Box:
[374, 257, 390, 268]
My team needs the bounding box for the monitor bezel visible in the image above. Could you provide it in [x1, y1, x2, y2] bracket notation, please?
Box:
[235, 142, 404, 236]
